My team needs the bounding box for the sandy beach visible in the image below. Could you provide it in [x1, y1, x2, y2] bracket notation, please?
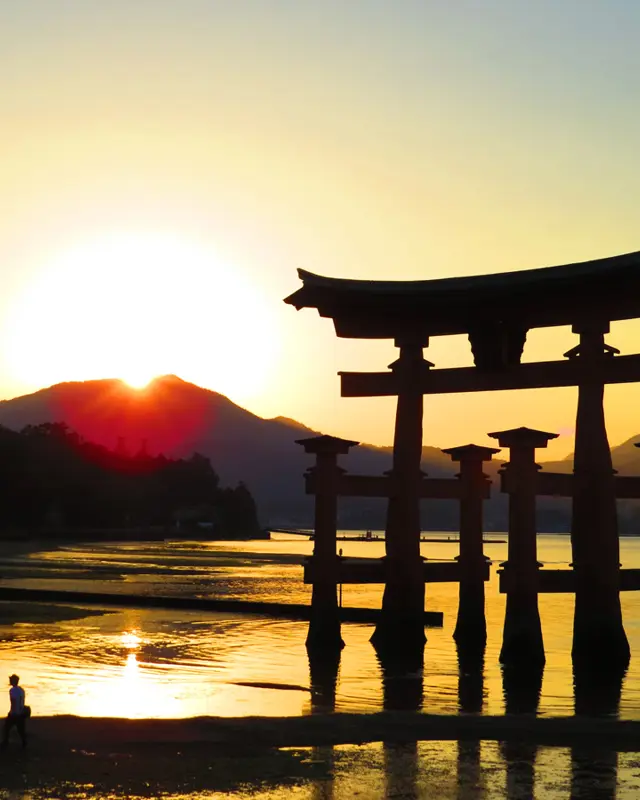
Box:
[0, 713, 638, 798]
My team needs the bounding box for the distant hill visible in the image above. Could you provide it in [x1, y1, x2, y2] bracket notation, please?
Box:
[1, 375, 639, 531]
[0, 376, 454, 527]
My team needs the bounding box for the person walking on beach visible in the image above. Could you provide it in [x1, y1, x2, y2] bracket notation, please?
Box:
[1, 675, 27, 748]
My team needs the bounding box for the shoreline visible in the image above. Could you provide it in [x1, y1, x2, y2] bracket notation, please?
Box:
[21, 712, 640, 751]
[4, 714, 637, 799]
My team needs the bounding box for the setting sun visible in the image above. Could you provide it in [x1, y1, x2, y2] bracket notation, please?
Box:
[3, 233, 280, 404]
[121, 372, 156, 390]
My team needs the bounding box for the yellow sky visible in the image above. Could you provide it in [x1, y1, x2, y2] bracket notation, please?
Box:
[2, 2, 640, 459]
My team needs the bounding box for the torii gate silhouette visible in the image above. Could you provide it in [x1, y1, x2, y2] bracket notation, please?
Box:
[286, 249, 640, 669]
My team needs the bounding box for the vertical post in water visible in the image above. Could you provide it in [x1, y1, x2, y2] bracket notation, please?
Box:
[297, 435, 358, 655]
[442, 444, 500, 652]
[569, 322, 629, 671]
[371, 336, 432, 656]
[489, 427, 558, 668]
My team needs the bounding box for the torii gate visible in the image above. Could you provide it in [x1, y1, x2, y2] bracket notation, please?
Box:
[286, 249, 640, 667]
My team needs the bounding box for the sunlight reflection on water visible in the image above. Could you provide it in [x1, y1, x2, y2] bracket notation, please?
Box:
[0, 535, 640, 721]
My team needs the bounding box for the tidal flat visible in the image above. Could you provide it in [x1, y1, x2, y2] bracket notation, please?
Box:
[0, 601, 107, 626]
[2, 717, 640, 799]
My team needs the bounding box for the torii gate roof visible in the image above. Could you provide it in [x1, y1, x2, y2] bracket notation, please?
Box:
[284, 250, 640, 339]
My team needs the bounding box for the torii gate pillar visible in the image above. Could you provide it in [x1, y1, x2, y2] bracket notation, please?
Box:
[371, 337, 432, 656]
[442, 444, 500, 652]
[297, 434, 358, 655]
[570, 322, 630, 670]
[489, 427, 558, 668]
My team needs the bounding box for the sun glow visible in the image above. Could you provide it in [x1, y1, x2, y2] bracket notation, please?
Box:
[4, 232, 279, 402]
[121, 372, 156, 390]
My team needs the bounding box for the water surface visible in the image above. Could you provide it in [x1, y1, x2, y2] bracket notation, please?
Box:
[1, 533, 640, 720]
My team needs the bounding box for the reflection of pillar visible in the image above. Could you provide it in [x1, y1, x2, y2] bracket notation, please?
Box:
[443, 444, 499, 652]
[457, 740, 482, 800]
[308, 650, 340, 715]
[489, 427, 557, 668]
[384, 742, 419, 800]
[569, 323, 629, 670]
[310, 749, 335, 800]
[378, 648, 424, 713]
[457, 646, 484, 714]
[501, 653, 541, 800]
[502, 664, 543, 715]
[297, 435, 358, 654]
[501, 741, 537, 800]
[372, 337, 431, 656]
[307, 652, 340, 800]
[573, 663, 624, 718]
[456, 647, 484, 800]
[572, 667, 623, 798]
[570, 748, 617, 800]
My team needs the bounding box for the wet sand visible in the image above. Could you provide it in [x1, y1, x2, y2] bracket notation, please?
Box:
[1, 713, 638, 798]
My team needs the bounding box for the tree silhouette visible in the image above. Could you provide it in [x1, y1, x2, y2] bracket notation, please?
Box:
[0, 423, 261, 538]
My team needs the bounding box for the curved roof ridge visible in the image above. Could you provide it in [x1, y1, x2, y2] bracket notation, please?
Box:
[296, 250, 640, 295]
[287, 249, 640, 338]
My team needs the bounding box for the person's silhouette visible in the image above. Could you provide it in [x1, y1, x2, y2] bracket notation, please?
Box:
[1, 674, 27, 748]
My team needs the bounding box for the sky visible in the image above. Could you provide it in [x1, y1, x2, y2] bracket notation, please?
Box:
[2, 1, 640, 459]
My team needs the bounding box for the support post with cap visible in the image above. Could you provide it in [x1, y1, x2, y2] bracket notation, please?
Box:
[489, 427, 558, 668]
[297, 435, 358, 655]
[371, 336, 432, 657]
[568, 321, 629, 671]
[442, 443, 500, 652]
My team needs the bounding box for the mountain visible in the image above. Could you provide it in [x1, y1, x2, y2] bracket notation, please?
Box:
[1, 376, 639, 531]
[0, 376, 454, 527]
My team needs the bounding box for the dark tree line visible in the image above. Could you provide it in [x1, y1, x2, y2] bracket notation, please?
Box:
[0, 422, 261, 538]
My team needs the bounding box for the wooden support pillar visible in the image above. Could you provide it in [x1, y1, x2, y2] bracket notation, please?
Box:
[489, 427, 558, 668]
[371, 337, 432, 656]
[569, 322, 630, 671]
[442, 444, 499, 652]
[297, 435, 358, 655]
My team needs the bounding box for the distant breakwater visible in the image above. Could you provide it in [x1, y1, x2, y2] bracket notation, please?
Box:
[0, 586, 444, 627]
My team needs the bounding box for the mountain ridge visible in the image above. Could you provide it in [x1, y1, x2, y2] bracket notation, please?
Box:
[1, 375, 639, 530]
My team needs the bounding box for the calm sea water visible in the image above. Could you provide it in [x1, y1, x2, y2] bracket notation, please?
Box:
[0, 532, 640, 723]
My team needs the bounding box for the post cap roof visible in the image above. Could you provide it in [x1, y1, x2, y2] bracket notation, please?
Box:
[296, 434, 359, 455]
[441, 443, 501, 461]
[487, 426, 559, 448]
